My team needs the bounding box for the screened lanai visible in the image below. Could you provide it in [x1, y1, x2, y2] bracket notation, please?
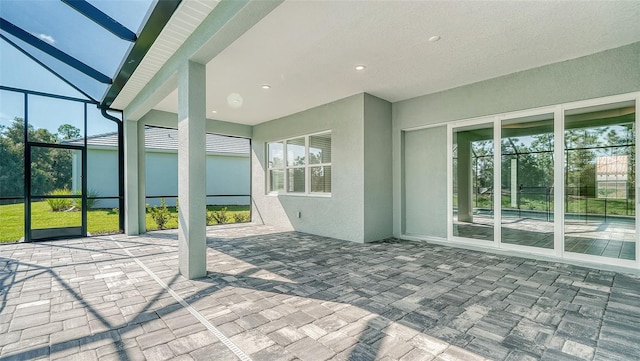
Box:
[0, 0, 168, 241]
[0, 1, 251, 243]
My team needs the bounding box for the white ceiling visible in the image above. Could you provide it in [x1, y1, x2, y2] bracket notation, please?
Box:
[148, 0, 640, 126]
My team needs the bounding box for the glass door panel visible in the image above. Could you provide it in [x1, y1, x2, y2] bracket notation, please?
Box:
[453, 123, 494, 241]
[29, 145, 84, 240]
[564, 103, 636, 260]
[501, 115, 554, 249]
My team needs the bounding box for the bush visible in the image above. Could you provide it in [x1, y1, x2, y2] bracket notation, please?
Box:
[207, 207, 229, 225]
[147, 198, 173, 230]
[46, 189, 73, 212]
[233, 212, 251, 223]
[74, 189, 100, 210]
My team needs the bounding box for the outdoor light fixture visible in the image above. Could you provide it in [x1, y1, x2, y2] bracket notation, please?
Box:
[227, 93, 243, 108]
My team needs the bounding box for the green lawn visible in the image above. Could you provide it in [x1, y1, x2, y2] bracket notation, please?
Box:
[454, 193, 635, 216]
[0, 201, 250, 243]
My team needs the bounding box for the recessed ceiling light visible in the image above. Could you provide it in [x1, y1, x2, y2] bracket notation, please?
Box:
[261, 84, 271, 89]
[428, 35, 441, 42]
[211, 110, 217, 114]
[355, 65, 366, 71]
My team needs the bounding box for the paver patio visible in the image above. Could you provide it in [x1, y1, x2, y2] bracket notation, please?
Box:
[1, 224, 639, 361]
[454, 214, 636, 260]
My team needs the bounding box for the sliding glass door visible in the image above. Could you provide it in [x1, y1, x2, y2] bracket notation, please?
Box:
[448, 96, 637, 264]
[501, 114, 554, 249]
[452, 122, 494, 242]
[564, 103, 636, 260]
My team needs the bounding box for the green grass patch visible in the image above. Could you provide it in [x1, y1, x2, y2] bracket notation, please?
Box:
[0, 201, 250, 242]
[0, 201, 24, 242]
[454, 193, 635, 216]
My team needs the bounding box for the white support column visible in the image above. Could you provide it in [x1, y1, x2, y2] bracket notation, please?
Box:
[177, 61, 207, 279]
[137, 120, 147, 232]
[124, 118, 140, 235]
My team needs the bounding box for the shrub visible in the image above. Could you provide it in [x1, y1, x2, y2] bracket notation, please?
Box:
[46, 189, 73, 212]
[207, 207, 229, 225]
[233, 212, 251, 223]
[147, 198, 173, 230]
[74, 189, 100, 210]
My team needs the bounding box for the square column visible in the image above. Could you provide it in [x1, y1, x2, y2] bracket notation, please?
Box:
[137, 120, 147, 232]
[124, 119, 140, 235]
[177, 61, 207, 279]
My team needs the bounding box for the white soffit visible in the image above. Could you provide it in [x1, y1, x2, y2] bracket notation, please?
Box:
[150, 0, 640, 125]
[111, 0, 219, 110]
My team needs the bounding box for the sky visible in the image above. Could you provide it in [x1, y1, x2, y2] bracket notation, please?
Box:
[0, 0, 153, 135]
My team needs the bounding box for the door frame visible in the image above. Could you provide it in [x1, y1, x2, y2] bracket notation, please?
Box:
[445, 92, 640, 269]
[26, 142, 87, 241]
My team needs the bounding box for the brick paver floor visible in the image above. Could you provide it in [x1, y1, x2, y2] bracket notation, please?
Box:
[1, 224, 639, 360]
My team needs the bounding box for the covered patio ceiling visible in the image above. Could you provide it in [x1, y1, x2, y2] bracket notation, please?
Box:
[113, 0, 640, 125]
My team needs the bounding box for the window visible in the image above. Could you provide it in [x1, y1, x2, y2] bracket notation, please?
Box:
[267, 132, 332, 195]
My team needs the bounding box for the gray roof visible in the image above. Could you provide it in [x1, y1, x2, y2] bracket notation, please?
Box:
[66, 127, 250, 154]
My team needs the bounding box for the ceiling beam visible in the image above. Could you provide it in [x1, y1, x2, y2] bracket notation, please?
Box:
[61, 0, 137, 42]
[0, 17, 112, 84]
[0, 33, 99, 103]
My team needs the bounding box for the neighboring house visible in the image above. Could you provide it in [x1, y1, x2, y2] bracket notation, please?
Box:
[596, 155, 629, 199]
[67, 126, 250, 209]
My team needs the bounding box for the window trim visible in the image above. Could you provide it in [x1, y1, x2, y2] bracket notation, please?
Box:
[267, 130, 332, 196]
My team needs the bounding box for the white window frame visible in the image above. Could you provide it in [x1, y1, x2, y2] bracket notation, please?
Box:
[440, 92, 640, 270]
[267, 130, 332, 196]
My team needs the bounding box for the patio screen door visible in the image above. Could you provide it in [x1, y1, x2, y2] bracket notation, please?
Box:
[27, 143, 86, 241]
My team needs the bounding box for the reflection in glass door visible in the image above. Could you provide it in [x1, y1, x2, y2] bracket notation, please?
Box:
[564, 103, 636, 260]
[501, 115, 554, 249]
[452, 123, 494, 241]
[28, 144, 85, 240]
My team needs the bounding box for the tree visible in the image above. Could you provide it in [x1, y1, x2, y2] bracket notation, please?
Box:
[57, 124, 81, 140]
[0, 118, 75, 197]
[0, 119, 25, 198]
[565, 128, 603, 197]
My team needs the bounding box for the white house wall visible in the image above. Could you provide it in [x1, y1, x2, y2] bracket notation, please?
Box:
[86, 147, 249, 208]
[206, 154, 251, 206]
[145, 151, 178, 206]
[252, 93, 393, 243]
[363, 94, 393, 242]
[402, 126, 448, 238]
[252, 94, 367, 241]
[86, 148, 120, 209]
[393, 43, 640, 240]
[145, 150, 250, 207]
